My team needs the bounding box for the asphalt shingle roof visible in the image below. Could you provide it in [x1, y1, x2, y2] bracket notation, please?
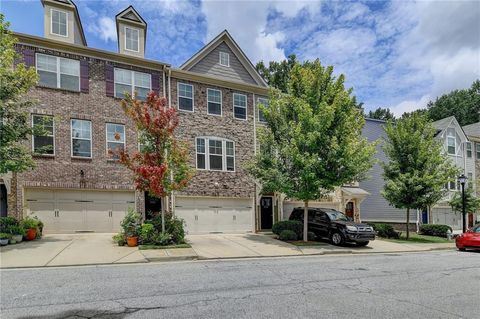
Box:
[462, 122, 480, 138]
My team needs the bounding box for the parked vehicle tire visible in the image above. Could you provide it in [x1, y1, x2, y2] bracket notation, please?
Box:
[330, 231, 345, 246]
[458, 247, 466, 251]
[356, 241, 369, 247]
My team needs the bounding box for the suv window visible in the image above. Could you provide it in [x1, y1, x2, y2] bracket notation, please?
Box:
[308, 210, 316, 222]
[314, 212, 329, 223]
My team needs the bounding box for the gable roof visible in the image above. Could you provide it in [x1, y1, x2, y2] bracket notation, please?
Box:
[41, 0, 87, 46]
[180, 30, 268, 87]
[115, 6, 147, 53]
[462, 122, 480, 138]
[432, 116, 468, 141]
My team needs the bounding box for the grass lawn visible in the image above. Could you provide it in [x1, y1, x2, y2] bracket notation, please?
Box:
[139, 243, 192, 250]
[382, 233, 452, 244]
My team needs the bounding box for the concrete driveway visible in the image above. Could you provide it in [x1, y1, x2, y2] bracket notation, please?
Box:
[187, 233, 302, 259]
[0, 233, 147, 268]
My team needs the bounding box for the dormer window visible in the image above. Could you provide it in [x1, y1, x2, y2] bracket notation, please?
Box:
[219, 51, 230, 67]
[51, 9, 67, 37]
[446, 128, 456, 155]
[125, 27, 139, 52]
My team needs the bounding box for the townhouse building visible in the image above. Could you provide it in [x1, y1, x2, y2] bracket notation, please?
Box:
[1, 0, 371, 234]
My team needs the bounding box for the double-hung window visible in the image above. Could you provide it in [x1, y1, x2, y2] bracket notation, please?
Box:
[51, 9, 67, 37]
[477, 143, 480, 159]
[233, 93, 247, 120]
[178, 83, 194, 111]
[446, 128, 456, 155]
[207, 89, 222, 115]
[32, 115, 54, 155]
[257, 98, 269, 123]
[36, 54, 80, 91]
[114, 68, 151, 100]
[125, 27, 139, 52]
[106, 123, 125, 159]
[71, 119, 92, 158]
[219, 52, 229, 67]
[466, 142, 472, 158]
[196, 137, 235, 172]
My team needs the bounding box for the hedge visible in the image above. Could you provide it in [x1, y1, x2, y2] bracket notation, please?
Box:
[279, 230, 297, 241]
[419, 224, 452, 238]
[369, 223, 400, 239]
[272, 220, 303, 238]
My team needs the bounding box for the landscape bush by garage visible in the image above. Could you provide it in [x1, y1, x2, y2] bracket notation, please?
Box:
[419, 224, 452, 238]
[370, 223, 400, 239]
[279, 229, 298, 241]
[272, 220, 303, 238]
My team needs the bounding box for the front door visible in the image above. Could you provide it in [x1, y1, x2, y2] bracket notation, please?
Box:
[345, 202, 354, 219]
[260, 196, 273, 229]
[0, 184, 7, 217]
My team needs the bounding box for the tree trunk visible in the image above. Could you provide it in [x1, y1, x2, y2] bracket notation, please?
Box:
[406, 208, 410, 240]
[161, 196, 166, 233]
[303, 200, 309, 242]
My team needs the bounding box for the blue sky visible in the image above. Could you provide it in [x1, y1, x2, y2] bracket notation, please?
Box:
[2, 0, 479, 115]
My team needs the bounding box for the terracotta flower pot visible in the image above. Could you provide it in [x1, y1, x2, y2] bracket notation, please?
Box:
[126, 236, 138, 247]
[25, 228, 37, 241]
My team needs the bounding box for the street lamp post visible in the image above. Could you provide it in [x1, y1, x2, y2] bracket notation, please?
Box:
[457, 174, 467, 233]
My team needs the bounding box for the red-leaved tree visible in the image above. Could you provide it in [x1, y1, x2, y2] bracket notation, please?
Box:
[116, 92, 194, 232]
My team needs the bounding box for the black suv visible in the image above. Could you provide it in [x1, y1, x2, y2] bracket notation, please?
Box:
[289, 207, 375, 246]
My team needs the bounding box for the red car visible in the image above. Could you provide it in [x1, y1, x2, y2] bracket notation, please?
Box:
[456, 224, 480, 251]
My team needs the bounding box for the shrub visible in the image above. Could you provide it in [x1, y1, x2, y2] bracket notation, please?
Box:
[144, 213, 186, 244]
[20, 216, 39, 230]
[279, 229, 297, 241]
[139, 224, 155, 243]
[112, 233, 126, 246]
[0, 233, 11, 240]
[153, 232, 173, 246]
[121, 209, 142, 237]
[7, 225, 26, 236]
[420, 224, 452, 238]
[307, 231, 316, 241]
[372, 223, 400, 239]
[0, 217, 18, 232]
[272, 220, 303, 237]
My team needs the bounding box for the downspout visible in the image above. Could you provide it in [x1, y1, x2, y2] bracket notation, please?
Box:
[253, 93, 258, 232]
[162, 65, 166, 98]
[167, 68, 174, 215]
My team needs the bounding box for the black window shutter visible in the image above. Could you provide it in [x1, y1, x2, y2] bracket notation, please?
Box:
[80, 60, 89, 93]
[152, 73, 160, 96]
[23, 49, 35, 68]
[105, 64, 114, 97]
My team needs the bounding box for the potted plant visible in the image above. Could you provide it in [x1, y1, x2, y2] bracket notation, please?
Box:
[120, 209, 141, 247]
[0, 233, 10, 246]
[8, 225, 26, 243]
[20, 217, 39, 241]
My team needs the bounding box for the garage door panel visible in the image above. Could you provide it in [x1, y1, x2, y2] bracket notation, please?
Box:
[57, 201, 86, 232]
[86, 202, 112, 233]
[27, 201, 57, 234]
[112, 202, 134, 232]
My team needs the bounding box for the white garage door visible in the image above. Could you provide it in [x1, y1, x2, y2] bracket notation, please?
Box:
[174, 197, 253, 234]
[282, 201, 339, 220]
[25, 189, 136, 234]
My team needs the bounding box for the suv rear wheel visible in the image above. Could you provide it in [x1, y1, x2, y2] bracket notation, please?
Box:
[330, 231, 345, 246]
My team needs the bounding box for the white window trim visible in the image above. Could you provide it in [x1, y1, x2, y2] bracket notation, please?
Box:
[233, 93, 247, 121]
[207, 88, 222, 116]
[31, 114, 55, 156]
[466, 142, 472, 158]
[195, 137, 235, 172]
[50, 8, 68, 38]
[106, 123, 126, 159]
[446, 130, 456, 155]
[257, 98, 268, 123]
[219, 51, 230, 67]
[476, 143, 480, 159]
[124, 26, 140, 53]
[70, 119, 92, 159]
[113, 68, 151, 99]
[36, 53, 80, 91]
[177, 82, 194, 113]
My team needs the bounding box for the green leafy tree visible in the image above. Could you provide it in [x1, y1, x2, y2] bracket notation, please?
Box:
[367, 107, 395, 121]
[449, 184, 480, 215]
[0, 14, 39, 174]
[382, 113, 458, 239]
[248, 60, 376, 241]
[427, 80, 480, 126]
[255, 54, 298, 93]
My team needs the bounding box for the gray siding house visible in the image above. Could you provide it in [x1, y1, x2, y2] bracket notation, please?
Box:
[359, 119, 416, 224]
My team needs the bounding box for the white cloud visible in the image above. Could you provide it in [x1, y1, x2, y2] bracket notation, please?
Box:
[391, 95, 431, 117]
[87, 17, 116, 42]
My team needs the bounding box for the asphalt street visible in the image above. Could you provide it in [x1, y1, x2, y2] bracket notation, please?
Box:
[1, 250, 479, 319]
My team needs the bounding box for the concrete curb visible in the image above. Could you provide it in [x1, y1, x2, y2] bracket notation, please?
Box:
[143, 255, 198, 262]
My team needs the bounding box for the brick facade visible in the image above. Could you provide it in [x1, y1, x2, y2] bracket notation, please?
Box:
[8, 44, 165, 217]
[170, 78, 256, 199]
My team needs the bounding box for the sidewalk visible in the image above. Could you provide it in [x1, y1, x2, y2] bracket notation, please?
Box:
[0, 233, 455, 269]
